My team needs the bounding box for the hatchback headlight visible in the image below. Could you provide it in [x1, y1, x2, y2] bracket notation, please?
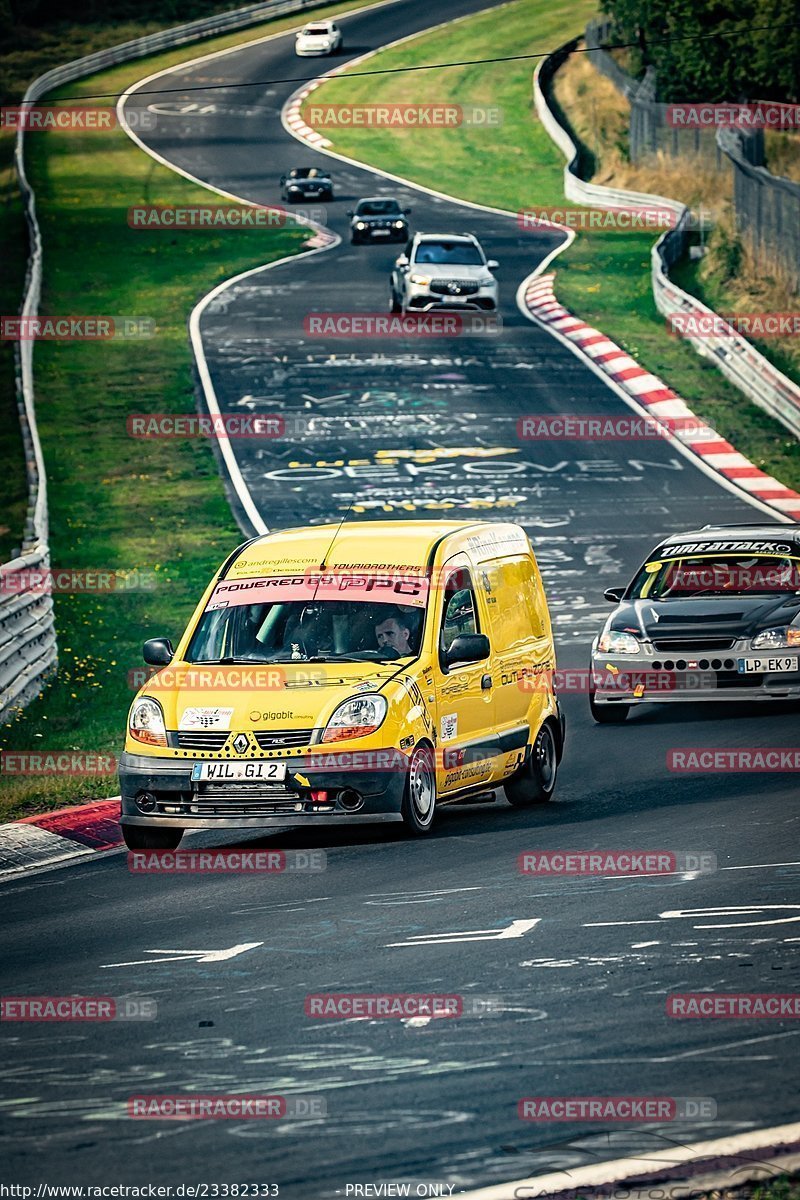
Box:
[322, 694, 387, 743]
[356, 221, 367, 229]
[753, 618, 800, 649]
[393, 220, 405, 229]
[477, 275, 496, 287]
[597, 630, 641, 654]
[409, 272, 431, 285]
[129, 697, 167, 747]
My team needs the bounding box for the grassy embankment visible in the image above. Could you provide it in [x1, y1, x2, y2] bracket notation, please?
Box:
[299, 0, 799, 492]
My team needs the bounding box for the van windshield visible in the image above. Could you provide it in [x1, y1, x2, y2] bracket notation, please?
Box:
[187, 573, 428, 663]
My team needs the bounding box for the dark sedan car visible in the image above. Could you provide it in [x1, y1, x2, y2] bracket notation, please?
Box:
[280, 167, 334, 202]
[589, 523, 800, 721]
[348, 197, 411, 244]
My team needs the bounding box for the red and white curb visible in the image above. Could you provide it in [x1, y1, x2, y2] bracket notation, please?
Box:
[524, 274, 800, 520]
[0, 798, 122, 878]
[284, 79, 332, 149]
[458, 1121, 800, 1200]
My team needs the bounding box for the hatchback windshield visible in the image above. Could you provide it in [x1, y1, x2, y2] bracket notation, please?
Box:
[357, 200, 401, 216]
[413, 240, 484, 266]
[630, 555, 800, 598]
[187, 573, 429, 663]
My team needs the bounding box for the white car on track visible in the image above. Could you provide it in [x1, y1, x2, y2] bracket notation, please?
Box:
[295, 20, 343, 56]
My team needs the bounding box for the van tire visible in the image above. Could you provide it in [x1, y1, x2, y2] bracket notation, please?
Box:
[504, 722, 558, 806]
[122, 825, 183, 850]
[401, 744, 437, 835]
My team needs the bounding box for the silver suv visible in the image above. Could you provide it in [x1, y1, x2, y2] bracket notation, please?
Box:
[390, 233, 499, 313]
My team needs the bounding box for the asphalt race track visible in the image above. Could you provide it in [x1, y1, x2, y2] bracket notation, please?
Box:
[2, 1, 799, 1195]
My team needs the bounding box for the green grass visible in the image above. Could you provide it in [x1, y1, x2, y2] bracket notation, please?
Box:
[0, 0, 385, 821]
[301, 0, 800, 492]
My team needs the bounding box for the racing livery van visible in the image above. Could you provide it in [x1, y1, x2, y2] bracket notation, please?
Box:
[120, 521, 563, 847]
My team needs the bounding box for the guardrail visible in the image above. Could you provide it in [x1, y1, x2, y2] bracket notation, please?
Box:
[533, 44, 800, 443]
[3, 0, 356, 722]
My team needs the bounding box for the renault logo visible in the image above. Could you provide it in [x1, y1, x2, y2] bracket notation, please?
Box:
[232, 733, 249, 755]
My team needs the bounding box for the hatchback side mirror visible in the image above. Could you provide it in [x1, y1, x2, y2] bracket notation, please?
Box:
[603, 587, 626, 603]
[445, 633, 490, 667]
[396, 254, 409, 268]
[143, 637, 174, 666]
[346, 209, 354, 216]
[404, 207, 412, 215]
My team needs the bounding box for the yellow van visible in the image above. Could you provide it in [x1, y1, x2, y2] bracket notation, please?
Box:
[120, 521, 563, 847]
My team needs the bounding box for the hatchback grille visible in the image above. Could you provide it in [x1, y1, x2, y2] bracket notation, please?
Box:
[651, 638, 735, 652]
[253, 728, 314, 749]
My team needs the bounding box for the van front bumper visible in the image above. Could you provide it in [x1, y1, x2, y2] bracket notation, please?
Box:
[119, 750, 407, 829]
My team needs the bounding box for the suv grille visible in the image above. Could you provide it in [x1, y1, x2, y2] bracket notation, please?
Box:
[430, 280, 480, 296]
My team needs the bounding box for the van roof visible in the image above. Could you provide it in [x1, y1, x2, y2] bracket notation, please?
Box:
[225, 521, 528, 578]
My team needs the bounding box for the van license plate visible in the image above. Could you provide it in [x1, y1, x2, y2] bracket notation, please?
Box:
[737, 656, 799, 674]
[191, 761, 287, 782]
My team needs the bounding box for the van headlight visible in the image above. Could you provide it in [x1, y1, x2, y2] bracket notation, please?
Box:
[409, 273, 431, 285]
[597, 630, 641, 654]
[752, 618, 800, 649]
[129, 697, 167, 747]
[322, 694, 387, 743]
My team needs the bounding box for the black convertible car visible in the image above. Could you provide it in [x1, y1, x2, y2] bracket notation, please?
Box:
[280, 167, 334, 202]
[589, 523, 800, 721]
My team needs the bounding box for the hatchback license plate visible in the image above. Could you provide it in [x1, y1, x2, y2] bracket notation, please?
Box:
[191, 761, 287, 782]
[737, 656, 799, 674]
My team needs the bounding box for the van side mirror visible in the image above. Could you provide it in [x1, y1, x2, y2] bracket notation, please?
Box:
[404, 207, 412, 215]
[143, 638, 174, 666]
[445, 633, 490, 667]
[487, 259, 499, 270]
[603, 587, 626, 603]
[396, 254, 409, 268]
[346, 209, 354, 216]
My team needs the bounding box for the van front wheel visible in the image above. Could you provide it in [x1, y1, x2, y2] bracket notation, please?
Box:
[122, 824, 183, 850]
[401, 744, 437, 835]
[504, 723, 558, 807]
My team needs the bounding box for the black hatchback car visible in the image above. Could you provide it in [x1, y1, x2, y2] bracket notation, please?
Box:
[589, 523, 800, 721]
[348, 197, 411, 244]
[280, 167, 334, 202]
